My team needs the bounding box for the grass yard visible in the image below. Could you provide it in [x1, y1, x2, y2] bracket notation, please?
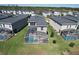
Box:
[0, 24, 79, 54]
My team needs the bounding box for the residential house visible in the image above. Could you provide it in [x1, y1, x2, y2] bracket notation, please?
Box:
[0, 14, 29, 33]
[49, 15, 79, 40]
[53, 11, 62, 16]
[68, 11, 73, 15]
[42, 11, 52, 17]
[49, 16, 77, 32]
[25, 15, 48, 44]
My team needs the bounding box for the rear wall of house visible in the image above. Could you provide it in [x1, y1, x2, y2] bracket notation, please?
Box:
[0, 23, 13, 30]
[48, 18, 61, 32]
[37, 27, 47, 33]
[61, 25, 77, 30]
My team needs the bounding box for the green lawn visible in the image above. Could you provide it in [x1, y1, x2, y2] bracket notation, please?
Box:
[0, 24, 79, 55]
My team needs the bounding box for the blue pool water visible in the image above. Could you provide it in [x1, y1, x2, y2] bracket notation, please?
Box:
[0, 35, 7, 40]
[64, 36, 77, 40]
[25, 35, 34, 43]
[28, 35, 34, 43]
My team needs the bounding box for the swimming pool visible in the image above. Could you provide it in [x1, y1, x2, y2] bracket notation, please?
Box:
[63, 36, 77, 40]
[0, 34, 7, 40]
[25, 35, 36, 43]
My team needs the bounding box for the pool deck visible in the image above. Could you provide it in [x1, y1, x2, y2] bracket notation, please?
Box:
[61, 30, 79, 40]
[0, 32, 13, 41]
[25, 31, 48, 44]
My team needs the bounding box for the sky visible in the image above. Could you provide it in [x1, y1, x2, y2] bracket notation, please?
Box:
[0, 4, 79, 8]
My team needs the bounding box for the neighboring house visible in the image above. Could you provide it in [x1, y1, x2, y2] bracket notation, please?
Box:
[53, 11, 61, 16]
[61, 11, 68, 16]
[25, 15, 48, 44]
[1, 10, 35, 15]
[63, 15, 79, 29]
[0, 14, 29, 33]
[0, 14, 13, 19]
[68, 11, 73, 15]
[49, 16, 77, 32]
[42, 11, 52, 17]
[1, 10, 7, 13]
[73, 11, 79, 16]
[49, 15, 79, 40]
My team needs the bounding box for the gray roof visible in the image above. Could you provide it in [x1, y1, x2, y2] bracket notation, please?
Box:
[50, 16, 77, 25]
[0, 14, 29, 24]
[0, 14, 12, 19]
[28, 15, 47, 26]
[63, 15, 79, 22]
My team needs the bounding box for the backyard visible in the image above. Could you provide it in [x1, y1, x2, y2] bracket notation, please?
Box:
[0, 23, 79, 54]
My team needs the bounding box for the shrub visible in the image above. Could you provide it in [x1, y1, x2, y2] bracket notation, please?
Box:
[52, 40, 56, 44]
[50, 32, 54, 37]
[69, 42, 75, 47]
[47, 31, 48, 34]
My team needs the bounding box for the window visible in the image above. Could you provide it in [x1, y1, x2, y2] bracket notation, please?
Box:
[41, 27, 43, 30]
[70, 25, 71, 28]
[67, 25, 68, 28]
[30, 22, 35, 25]
[9, 25, 12, 28]
[3, 24, 5, 27]
[0, 24, 2, 27]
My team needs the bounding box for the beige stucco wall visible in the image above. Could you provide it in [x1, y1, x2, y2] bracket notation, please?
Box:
[61, 25, 77, 30]
[48, 18, 61, 32]
[37, 27, 47, 33]
[48, 18, 77, 32]
[0, 24, 12, 30]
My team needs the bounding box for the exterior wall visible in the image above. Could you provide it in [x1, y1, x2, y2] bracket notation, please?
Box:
[37, 27, 47, 33]
[62, 12, 68, 16]
[42, 13, 47, 17]
[0, 24, 13, 30]
[28, 22, 37, 26]
[28, 22, 47, 33]
[54, 12, 61, 16]
[4, 24, 13, 30]
[68, 11, 73, 15]
[42, 12, 51, 17]
[49, 18, 77, 32]
[13, 11, 16, 14]
[31, 14, 36, 16]
[49, 18, 61, 32]
[61, 25, 77, 30]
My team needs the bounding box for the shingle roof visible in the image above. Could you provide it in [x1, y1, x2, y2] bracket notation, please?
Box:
[28, 15, 47, 26]
[63, 15, 79, 22]
[0, 14, 29, 24]
[0, 14, 12, 19]
[50, 16, 77, 25]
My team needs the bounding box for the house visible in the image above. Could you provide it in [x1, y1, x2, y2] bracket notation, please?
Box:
[49, 16, 77, 32]
[0, 14, 13, 19]
[61, 11, 68, 16]
[42, 11, 52, 17]
[53, 11, 62, 16]
[63, 15, 79, 29]
[0, 14, 29, 33]
[73, 11, 79, 16]
[25, 15, 48, 44]
[49, 15, 79, 40]
[68, 11, 73, 15]
[1, 10, 7, 13]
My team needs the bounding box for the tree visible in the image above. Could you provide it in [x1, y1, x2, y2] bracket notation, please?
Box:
[69, 42, 75, 47]
[61, 14, 64, 16]
[50, 32, 54, 37]
[52, 40, 56, 44]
